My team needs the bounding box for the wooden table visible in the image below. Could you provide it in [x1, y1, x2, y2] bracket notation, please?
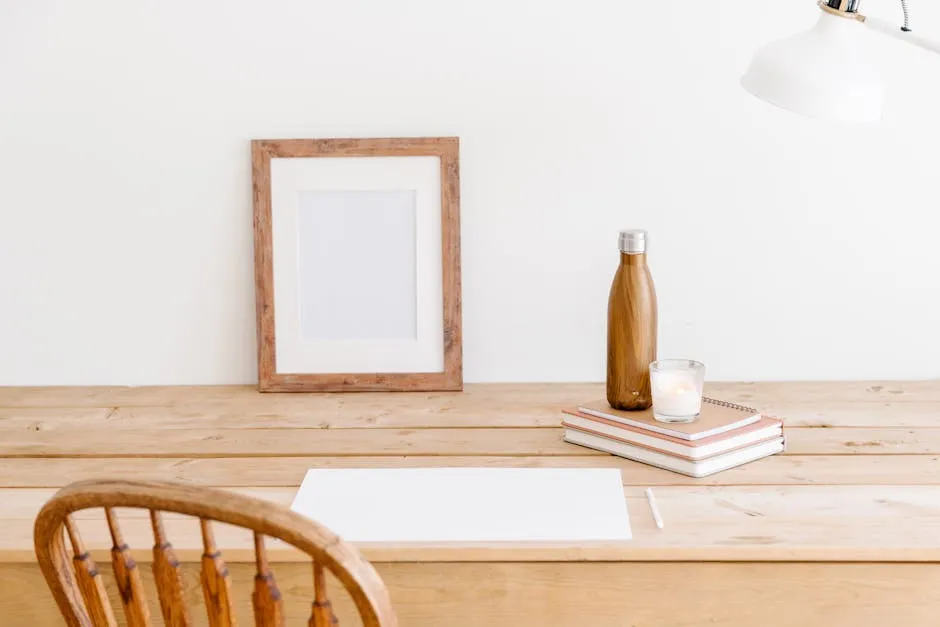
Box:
[1, 382, 939, 626]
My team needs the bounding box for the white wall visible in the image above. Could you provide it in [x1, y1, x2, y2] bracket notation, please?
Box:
[1, 0, 938, 385]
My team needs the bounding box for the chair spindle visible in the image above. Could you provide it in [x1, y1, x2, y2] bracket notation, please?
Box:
[309, 561, 339, 626]
[151, 510, 192, 627]
[251, 532, 285, 627]
[105, 507, 151, 627]
[64, 516, 118, 627]
[200, 519, 238, 627]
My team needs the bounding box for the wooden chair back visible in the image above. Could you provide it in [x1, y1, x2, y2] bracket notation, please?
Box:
[34, 479, 397, 627]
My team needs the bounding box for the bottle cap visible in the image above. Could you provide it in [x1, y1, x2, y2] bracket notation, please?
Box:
[619, 230, 648, 254]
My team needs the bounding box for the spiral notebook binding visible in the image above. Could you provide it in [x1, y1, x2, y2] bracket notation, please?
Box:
[702, 396, 758, 415]
[703, 396, 784, 427]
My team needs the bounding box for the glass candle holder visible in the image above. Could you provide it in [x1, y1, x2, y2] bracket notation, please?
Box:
[649, 359, 706, 424]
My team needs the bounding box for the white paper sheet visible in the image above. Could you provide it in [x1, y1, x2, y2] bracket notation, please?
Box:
[290, 468, 631, 543]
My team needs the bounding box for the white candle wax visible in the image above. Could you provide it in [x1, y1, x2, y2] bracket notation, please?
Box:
[651, 370, 703, 417]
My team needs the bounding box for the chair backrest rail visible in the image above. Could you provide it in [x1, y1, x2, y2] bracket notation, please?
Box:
[33, 480, 397, 627]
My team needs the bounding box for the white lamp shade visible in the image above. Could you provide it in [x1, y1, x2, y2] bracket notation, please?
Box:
[742, 11, 885, 122]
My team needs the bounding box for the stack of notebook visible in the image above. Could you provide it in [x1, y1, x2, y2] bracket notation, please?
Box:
[562, 398, 785, 477]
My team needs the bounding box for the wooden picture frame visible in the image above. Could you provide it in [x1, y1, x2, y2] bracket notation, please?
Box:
[252, 137, 462, 392]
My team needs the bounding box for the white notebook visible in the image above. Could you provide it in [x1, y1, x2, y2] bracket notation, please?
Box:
[564, 429, 785, 478]
[290, 467, 632, 543]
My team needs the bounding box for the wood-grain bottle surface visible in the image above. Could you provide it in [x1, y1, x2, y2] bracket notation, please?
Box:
[607, 230, 658, 410]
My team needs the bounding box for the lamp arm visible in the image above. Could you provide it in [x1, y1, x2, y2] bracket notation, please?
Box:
[865, 16, 940, 55]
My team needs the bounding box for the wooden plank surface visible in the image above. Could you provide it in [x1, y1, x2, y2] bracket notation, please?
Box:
[1, 426, 937, 457]
[3, 486, 939, 563]
[1, 382, 938, 566]
[2, 381, 940, 407]
[2, 382, 939, 626]
[0, 400, 936, 430]
[5, 561, 940, 627]
[1, 383, 937, 430]
[0, 454, 936, 487]
[100, 399, 940, 428]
